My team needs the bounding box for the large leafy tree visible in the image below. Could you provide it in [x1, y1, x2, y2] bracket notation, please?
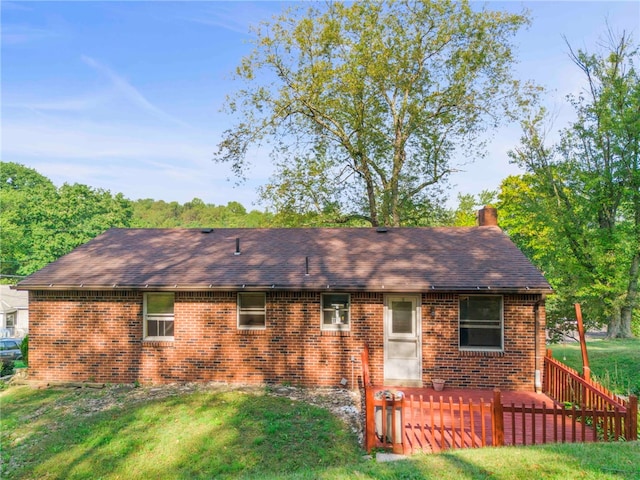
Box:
[216, 0, 531, 226]
[1, 162, 133, 278]
[503, 32, 639, 338]
[0, 163, 56, 279]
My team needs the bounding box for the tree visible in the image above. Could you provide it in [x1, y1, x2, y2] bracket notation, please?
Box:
[0, 163, 56, 280]
[0, 162, 133, 277]
[505, 31, 639, 338]
[215, 0, 531, 226]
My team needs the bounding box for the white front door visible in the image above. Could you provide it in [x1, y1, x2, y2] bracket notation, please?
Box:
[384, 295, 422, 386]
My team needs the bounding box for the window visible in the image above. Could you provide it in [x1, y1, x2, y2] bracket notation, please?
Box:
[321, 293, 350, 331]
[0, 340, 19, 350]
[5, 312, 15, 329]
[459, 295, 503, 351]
[238, 293, 266, 329]
[144, 293, 175, 340]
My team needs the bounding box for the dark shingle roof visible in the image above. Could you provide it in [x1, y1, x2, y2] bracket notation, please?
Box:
[17, 227, 552, 293]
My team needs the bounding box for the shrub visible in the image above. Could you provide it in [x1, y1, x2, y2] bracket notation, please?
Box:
[0, 361, 15, 377]
[20, 335, 28, 365]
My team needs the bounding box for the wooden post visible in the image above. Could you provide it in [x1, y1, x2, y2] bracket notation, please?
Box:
[365, 386, 375, 452]
[492, 389, 504, 447]
[626, 395, 638, 441]
[574, 303, 591, 381]
[361, 344, 371, 388]
[361, 344, 376, 452]
[392, 396, 404, 454]
[544, 349, 552, 394]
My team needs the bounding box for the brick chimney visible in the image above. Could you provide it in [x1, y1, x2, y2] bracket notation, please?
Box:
[477, 206, 498, 226]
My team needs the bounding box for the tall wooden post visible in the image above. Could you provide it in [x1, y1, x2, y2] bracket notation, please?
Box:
[361, 344, 376, 452]
[575, 303, 591, 381]
[365, 386, 375, 452]
[492, 389, 504, 446]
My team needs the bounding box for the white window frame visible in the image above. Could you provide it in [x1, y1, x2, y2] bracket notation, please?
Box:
[458, 295, 504, 352]
[5, 311, 16, 329]
[321, 293, 351, 331]
[237, 292, 267, 330]
[143, 292, 175, 341]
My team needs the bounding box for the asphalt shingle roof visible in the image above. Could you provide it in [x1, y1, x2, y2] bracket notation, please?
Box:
[17, 227, 552, 293]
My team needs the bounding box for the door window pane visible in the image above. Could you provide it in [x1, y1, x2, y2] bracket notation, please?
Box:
[391, 301, 413, 334]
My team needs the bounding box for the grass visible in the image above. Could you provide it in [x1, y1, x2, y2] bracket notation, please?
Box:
[549, 338, 640, 396]
[2, 385, 639, 480]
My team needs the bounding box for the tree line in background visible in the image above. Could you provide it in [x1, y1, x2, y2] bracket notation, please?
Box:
[0, 160, 484, 282]
[1, 1, 637, 338]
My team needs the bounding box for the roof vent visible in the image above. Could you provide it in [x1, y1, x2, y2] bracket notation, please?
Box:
[376, 227, 388, 233]
[201, 228, 213, 234]
[235, 237, 241, 255]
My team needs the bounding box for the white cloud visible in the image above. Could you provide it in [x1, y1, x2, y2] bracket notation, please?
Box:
[80, 55, 190, 128]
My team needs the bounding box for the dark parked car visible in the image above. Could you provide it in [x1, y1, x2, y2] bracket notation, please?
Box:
[0, 338, 23, 364]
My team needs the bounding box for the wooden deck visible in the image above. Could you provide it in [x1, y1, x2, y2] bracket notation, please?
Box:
[362, 348, 636, 455]
[372, 386, 596, 454]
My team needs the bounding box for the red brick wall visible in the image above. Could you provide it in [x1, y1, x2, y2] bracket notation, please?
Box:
[421, 293, 546, 391]
[28, 290, 546, 390]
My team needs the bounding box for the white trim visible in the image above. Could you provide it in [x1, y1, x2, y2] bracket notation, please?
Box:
[320, 293, 351, 331]
[458, 294, 504, 352]
[143, 292, 175, 341]
[237, 292, 267, 330]
[383, 294, 422, 385]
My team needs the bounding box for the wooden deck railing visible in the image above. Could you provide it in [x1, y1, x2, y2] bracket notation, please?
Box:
[403, 393, 495, 453]
[543, 349, 637, 442]
[362, 346, 638, 454]
[544, 349, 628, 410]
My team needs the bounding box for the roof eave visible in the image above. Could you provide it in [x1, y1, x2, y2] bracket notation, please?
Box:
[15, 283, 553, 294]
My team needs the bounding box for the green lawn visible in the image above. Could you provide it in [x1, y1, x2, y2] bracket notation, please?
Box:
[1, 385, 639, 480]
[549, 338, 640, 396]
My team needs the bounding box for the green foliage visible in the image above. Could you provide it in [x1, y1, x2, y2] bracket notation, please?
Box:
[0, 361, 14, 377]
[452, 191, 497, 226]
[1, 162, 134, 277]
[131, 198, 272, 228]
[217, 0, 533, 226]
[633, 310, 640, 338]
[500, 31, 640, 337]
[19, 335, 28, 365]
[1, 164, 277, 278]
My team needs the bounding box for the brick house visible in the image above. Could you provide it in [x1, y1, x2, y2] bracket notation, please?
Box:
[16, 207, 552, 391]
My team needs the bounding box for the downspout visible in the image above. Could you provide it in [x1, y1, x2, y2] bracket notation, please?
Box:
[534, 299, 542, 393]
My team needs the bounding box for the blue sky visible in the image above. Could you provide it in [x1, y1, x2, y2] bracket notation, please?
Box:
[2, 1, 639, 210]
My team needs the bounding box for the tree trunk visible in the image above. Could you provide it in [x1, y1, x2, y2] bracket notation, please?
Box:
[358, 155, 379, 227]
[607, 308, 633, 339]
[620, 251, 639, 338]
[607, 310, 623, 338]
